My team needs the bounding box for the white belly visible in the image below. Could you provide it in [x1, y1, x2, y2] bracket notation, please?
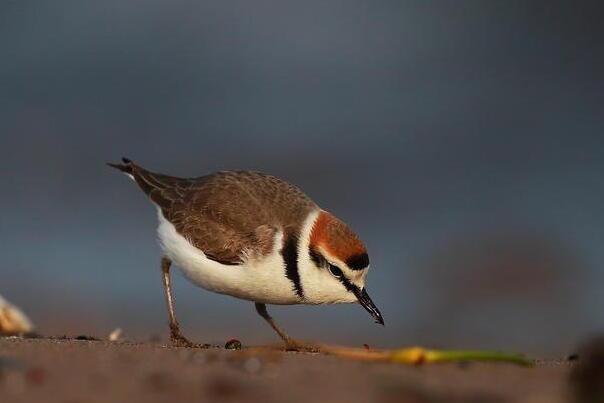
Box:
[156, 210, 300, 304]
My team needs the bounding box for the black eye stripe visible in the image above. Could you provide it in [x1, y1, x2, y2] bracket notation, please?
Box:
[338, 274, 358, 293]
[309, 249, 360, 293]
[309, 248, 326, 268]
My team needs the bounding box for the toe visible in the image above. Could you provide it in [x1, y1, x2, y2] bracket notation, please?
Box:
[170, 333, 208, 349]
[284, 339, 320, 353]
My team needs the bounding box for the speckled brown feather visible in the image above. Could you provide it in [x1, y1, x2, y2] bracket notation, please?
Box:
[109, 159, 317, 265]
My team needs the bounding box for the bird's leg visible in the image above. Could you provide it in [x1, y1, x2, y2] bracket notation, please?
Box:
[254, 303, 319, 352]
[161, 256, 207, 348]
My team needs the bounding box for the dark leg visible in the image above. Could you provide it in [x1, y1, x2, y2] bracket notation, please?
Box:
[255, 303, 318, 352]
[161, 256, 207, 348]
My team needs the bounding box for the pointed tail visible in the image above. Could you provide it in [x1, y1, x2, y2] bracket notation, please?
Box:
[107, 157, 187, 212]
[106, 157, 134, 177]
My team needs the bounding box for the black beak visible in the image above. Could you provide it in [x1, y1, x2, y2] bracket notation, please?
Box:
[354, 288, 384, 326]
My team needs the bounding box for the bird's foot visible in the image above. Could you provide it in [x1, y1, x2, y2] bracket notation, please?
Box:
[169, 327, 210, 349]
[284, 338, 320, 353]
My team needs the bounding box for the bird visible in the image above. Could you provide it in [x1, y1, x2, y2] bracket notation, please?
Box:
[108, 158, 383, 350]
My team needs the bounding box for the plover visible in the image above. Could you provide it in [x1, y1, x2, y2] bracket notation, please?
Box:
[108, 158, 383, 350]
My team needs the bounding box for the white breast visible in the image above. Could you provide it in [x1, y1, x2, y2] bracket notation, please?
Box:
[156, 210, 300, 305]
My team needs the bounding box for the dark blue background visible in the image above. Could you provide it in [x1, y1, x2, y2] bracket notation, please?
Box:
[1, 1, 603, 355]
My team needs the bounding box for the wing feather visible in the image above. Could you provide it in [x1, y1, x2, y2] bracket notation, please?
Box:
[111, 160, 316, 265]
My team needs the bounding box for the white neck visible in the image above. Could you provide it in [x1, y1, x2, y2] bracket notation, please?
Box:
[296, 210, 358, 305]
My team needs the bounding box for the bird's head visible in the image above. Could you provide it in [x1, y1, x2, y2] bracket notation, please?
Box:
[297, 210, 384, 325]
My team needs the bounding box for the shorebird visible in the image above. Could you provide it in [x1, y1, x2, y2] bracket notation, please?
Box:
[108, 158, 383, 350]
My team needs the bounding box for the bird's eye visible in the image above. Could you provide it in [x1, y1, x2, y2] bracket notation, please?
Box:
[328, 264, 343, 278]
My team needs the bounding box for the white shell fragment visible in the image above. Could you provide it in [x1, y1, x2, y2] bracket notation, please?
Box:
[0, 294, 34, 335]
[108, 328, 123, 342]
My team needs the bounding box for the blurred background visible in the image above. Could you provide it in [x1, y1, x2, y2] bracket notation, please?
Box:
[1, 1, 603, 356]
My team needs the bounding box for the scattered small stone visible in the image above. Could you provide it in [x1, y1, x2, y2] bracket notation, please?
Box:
[75, 335, 99, 341]
[225, 339, 242, 350]
[22, 332, 42, 339]
[108, 328, 122, 342]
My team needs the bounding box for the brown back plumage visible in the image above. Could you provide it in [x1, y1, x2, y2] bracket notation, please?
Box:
[108, 158, 317, 264]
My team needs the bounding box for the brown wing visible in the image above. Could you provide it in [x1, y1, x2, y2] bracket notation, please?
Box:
[169, 171, 317, 264]
[110, 160, 316, 264]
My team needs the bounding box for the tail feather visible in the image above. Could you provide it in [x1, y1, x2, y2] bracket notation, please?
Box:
[107, 158, 185, 212]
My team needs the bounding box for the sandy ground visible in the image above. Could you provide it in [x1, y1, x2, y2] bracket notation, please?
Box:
[0, 337, 578, 403]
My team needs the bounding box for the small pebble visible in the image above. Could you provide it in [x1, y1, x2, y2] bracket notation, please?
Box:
[75, 335, 99, 341]
[225, 339, 242, 350]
